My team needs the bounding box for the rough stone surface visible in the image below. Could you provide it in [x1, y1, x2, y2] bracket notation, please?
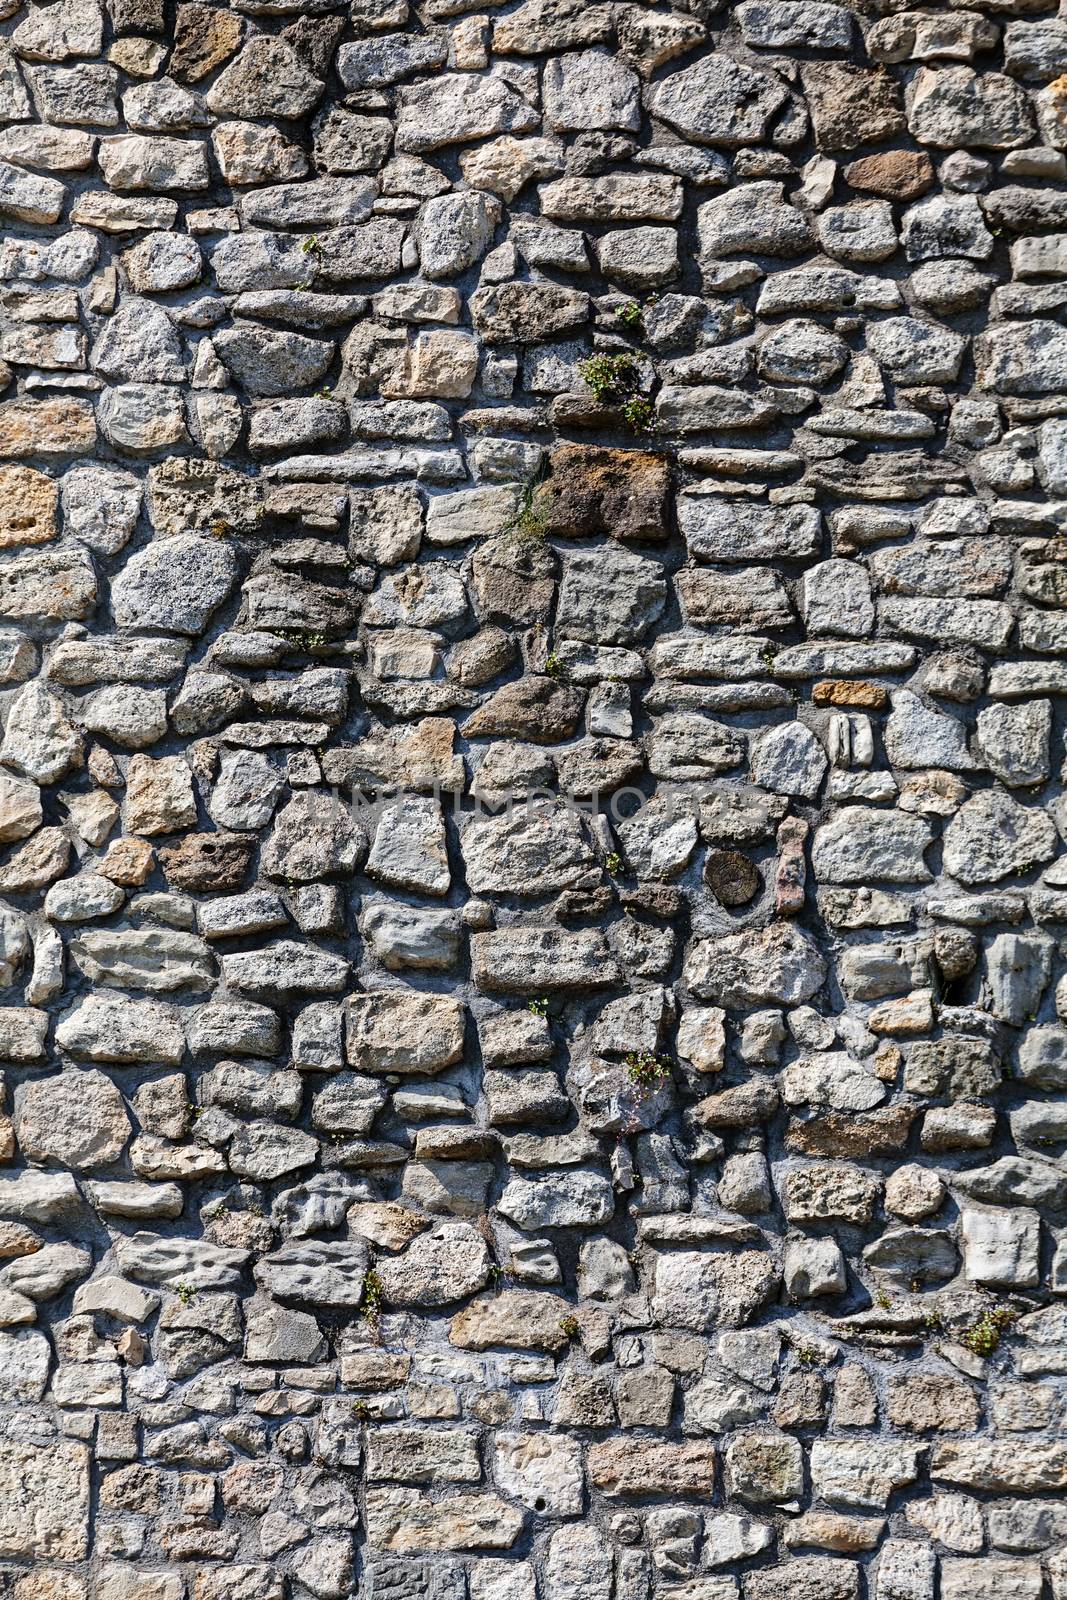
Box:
[0, 8, 1061, 1599]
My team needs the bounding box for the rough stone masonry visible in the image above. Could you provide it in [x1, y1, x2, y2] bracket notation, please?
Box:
[0, 0, 1066, 1595]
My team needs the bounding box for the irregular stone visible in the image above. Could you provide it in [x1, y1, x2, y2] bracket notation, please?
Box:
[16, 1069, 130, 1169]
[112, 536, 237, 634]
[648, 55, 788, 146]
[1, 682, 81, 784]
[801, 62, 905, 150]
[812, 811, 933, 885]
[588, 1439, 715, 1499]
[366, 1489, 523, 1553]
[396, 75, 538, 153]
[376, 1224, 490, 1308]
[810, 1441, 922, 1511]
[0, 1436, 89, 1559]
[907, 67, 1035, 149]
[943, 792, 1057, 885]
[56, 995, 184, 1064]
[450, 1291, 571, 1353]
[346, 992, 465, 1075]
[685, 923, 825, 1008]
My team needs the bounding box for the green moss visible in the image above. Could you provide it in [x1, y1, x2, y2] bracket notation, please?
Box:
[960, 1304, 1017, 1358]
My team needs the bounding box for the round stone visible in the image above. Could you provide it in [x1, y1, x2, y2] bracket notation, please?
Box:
[704, 850, 761, 907]
[885, 1164, 946, 1222]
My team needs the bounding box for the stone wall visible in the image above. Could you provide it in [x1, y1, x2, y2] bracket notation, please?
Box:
[0, 0, 1065, 1595]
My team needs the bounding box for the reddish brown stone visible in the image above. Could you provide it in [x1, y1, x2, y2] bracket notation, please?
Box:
[463, 676, 585, 744]
[159, 832, 255, 893]
[538, 444, 671, 544]
[786, 1105, 916, 1158]
[813, 679, 889, 710]
[0, 399, 96, 460]
[99, 836, 156, 886]
[844, 151, 935, 201]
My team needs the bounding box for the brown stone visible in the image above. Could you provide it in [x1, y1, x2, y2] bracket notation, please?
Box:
[784, 1512, 883, 1553]
[705, 848, 760, 907]
[786, 1106, 916, 1158]
[843, 151, 935, 201]
[0, 400, 96, 460]
[159, 832, 256, 893]
[775, 1371, 826, 1429]
[170, 3, 244, 81]
[0, 1223, 41, 1259]
[463, 677, 584, 744]
[538, 444, 671, 544]
[887, 1375, 980, 1435]
[800, 64, 905, 152]
[0, 827, 70, 893]
[588, 1438, 716, 1498]
[812, 680, 889, 710]
[450, 1290, 571, 1353]
[99, 837, 156, 887]
[0, 468, 58, 550]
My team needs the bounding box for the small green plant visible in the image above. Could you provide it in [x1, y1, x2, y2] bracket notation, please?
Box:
[796, 1346, 823, 1367]
[960, 1304, 1017, 1358]
[527, 997, 549, 1019]
[621, 395, 655, 434]
[604, 851, 624, 876]
[544, 652, 566, 681]
[625, 1050, 673, 1103]
[559, 1315, 580, 1340]
[578, 353, 655, 435]
[297, 237, 324, 291]
[874, 1287, 892, 1310]
[579, 351, 639, 406]
[353, 1399, 371, 1421]
[361, 1268, 384, 1339]
[505, 462, 552, 542]
[290, 630, 328, 653]
[922, 1309, 944, 1335]
[175, 1282, 196, 1305]
[619, 300, 644, 333]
